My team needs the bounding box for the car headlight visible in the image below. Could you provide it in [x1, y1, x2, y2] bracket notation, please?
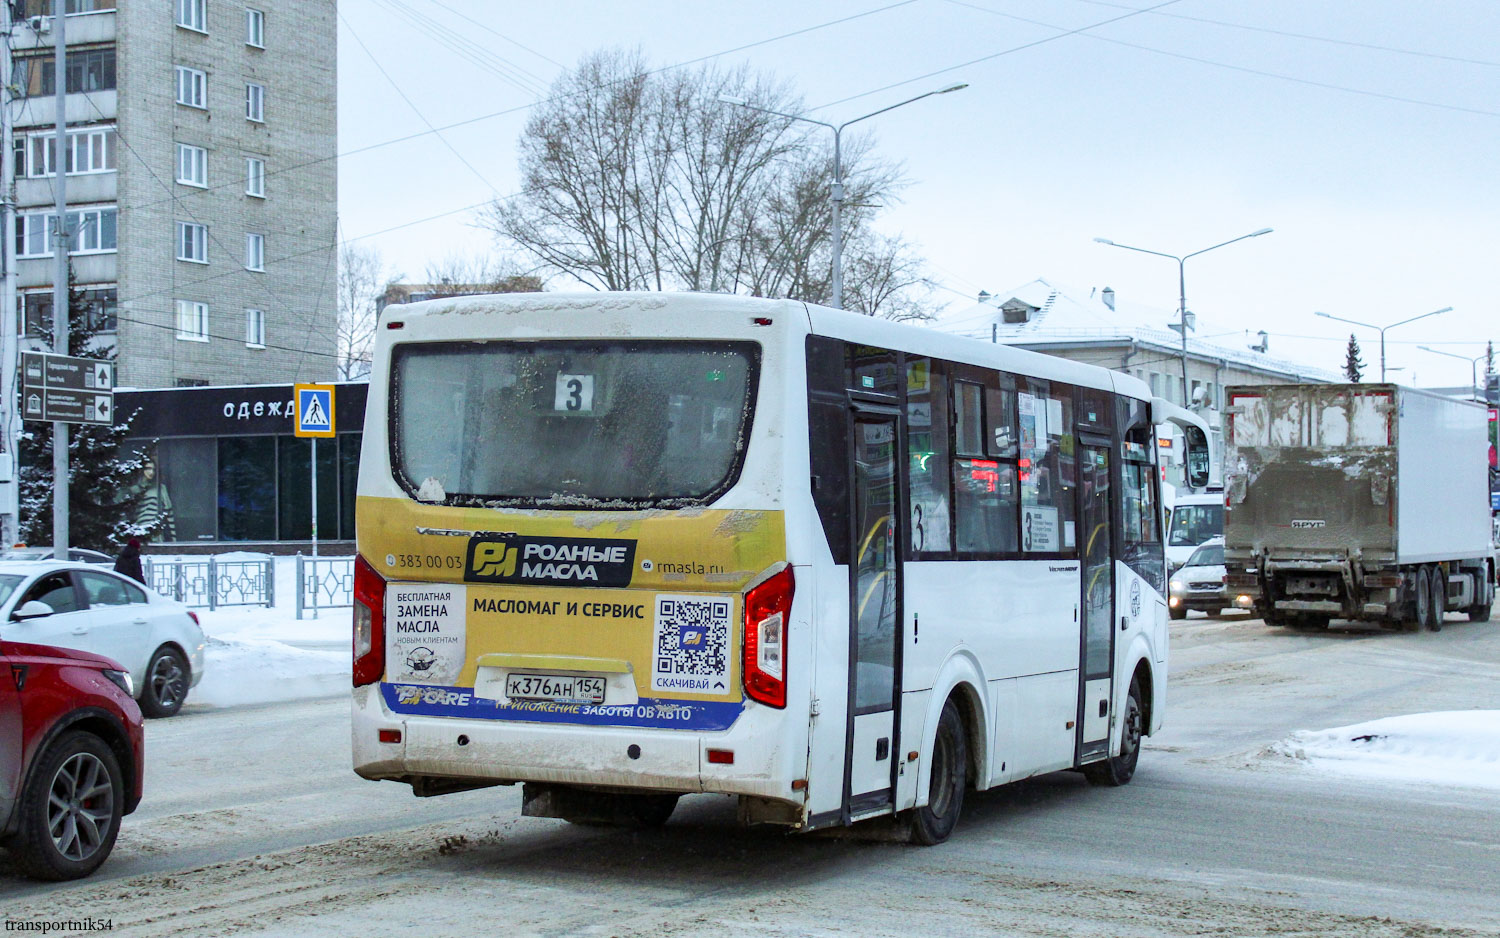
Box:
[103, 668, 134, 697]
[1169, 579, 1185, 592]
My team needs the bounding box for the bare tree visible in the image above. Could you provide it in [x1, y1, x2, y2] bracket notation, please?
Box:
[481, 49, 932, 316]
[422, 252, 543, 297]
[336, 244, 388, 380]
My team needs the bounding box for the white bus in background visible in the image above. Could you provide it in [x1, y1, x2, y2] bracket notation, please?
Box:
[350, 292, 1208, 843]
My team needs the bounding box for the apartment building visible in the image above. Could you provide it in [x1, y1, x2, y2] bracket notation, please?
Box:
[6, 0, 336, 387]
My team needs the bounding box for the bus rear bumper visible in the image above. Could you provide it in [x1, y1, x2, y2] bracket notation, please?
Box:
[352, 684, 804, 805]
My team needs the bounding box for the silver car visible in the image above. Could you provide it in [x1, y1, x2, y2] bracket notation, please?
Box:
[0, 561, 206, 717]
[1167, 537, 1229, 620]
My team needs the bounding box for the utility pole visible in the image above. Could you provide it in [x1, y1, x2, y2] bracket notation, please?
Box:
[52, 0, 70, 557]
[0, 1, 18, 546]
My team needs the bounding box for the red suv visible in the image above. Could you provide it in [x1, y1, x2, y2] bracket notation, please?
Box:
[1, 636, 144, 880]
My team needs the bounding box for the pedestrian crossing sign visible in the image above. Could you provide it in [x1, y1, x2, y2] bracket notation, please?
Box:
[294, 384, 335, 438]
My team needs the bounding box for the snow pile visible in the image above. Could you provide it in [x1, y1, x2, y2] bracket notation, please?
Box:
[155, 553, 354, 710]
[192, 635, 348, 708]
[1273, 711, 1500, 790]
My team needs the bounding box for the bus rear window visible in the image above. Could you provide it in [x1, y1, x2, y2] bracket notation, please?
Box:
[391, 340, 759, 508]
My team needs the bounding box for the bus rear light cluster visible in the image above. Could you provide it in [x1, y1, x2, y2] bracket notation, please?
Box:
[353, 554, 387, 687]
[743, 566, 794, 709]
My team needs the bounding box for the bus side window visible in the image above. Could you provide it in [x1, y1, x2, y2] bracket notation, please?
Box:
[1118, 398, 1165, 592]
[906, 358, 951, 554]
[1018, 380, 1076, 554]
[955, 375, 1019, 554]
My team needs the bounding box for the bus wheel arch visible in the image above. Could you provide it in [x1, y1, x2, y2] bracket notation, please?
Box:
[1129, 658, 1155, 738]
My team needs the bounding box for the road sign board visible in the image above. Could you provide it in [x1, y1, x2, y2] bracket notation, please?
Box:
[294, 384, 335, 438]
[19, 351, 115, 425]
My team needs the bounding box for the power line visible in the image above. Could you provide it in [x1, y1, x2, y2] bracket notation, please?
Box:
[115, 0, 921, 217]
[942, 0, 1500, 119]
[421, 0, 568, 70]
[340, 8, 503, 195]
[1061, 0, 1500, 69]
[811, 0, 1183, 110]
[370, 0, 551, 99]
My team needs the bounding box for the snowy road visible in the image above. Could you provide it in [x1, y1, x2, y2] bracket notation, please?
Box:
[3, 612, 1499, 936]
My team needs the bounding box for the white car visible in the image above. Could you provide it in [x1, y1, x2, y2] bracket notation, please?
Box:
[0, 561, 206, 717]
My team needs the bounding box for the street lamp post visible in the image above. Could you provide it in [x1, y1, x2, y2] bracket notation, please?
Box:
[1417, 345, 1490, 397]
[719, 83, 968, 309]
[1093, 229, 1273, 405]
[1314, 308, 1452, 383]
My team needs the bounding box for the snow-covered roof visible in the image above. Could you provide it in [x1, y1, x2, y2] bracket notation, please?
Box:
[930, 278, 1337, 381]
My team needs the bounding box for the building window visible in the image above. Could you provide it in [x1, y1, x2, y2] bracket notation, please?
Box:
[245, 308, 265, 347]
[176, 300, 209, 341]
[21, 127, 116, 177]
[16, 207, 117, 258]
[244, 232, 264, 271]
[175, 378, 210, 388]
[245, 156, 265, 197]
[245, 7, 264, 47]
[175, 66, 206, 108]
[245, 83, 264, 122]
[176, 143, 208, 187]
[12, 47, 116, 97]
[19, 288, 117, 338]
[177, 222, 208, 263]
[17, 1, 117, 13]
[176, 0, 207, 32]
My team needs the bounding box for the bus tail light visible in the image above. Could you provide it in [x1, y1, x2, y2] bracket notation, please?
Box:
[353, 554, 386, 687]
[743, 566, 793, 709]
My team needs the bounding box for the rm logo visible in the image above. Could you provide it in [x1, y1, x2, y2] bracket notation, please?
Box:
[470, 542, 517, 578]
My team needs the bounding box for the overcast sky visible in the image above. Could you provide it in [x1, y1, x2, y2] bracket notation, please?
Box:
[336, 0, 1500, 390]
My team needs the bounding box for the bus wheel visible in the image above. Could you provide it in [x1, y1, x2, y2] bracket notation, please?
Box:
[1083, 679, 1143, 788]
[908, 699, 967, 846]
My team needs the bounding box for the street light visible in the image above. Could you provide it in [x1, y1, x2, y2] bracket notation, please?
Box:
[1093, 228, 1273, 405]
[1418, 345, 1491, 397]
[719, 83, 968, 309]
[1314, 307, 1451, 382]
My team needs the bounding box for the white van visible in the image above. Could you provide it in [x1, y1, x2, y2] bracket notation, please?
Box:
[1166, 491, 1224, 573]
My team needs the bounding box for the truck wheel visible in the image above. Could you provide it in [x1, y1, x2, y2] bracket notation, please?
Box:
[1469, 571, 1493, 623]
[1413, 567, 1433, 631]
[1169, 605, 1187, 621]
[1426, 566, 1445, 632]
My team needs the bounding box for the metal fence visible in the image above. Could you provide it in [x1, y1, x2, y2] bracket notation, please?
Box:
[296, 553, 354, 619]
[142, 557, 276, 610]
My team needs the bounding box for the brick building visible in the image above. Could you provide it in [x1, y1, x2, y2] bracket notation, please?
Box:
[7, 0, 337, 388]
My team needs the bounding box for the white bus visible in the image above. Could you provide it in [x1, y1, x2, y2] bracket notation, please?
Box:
[351, 292, 1207, 843]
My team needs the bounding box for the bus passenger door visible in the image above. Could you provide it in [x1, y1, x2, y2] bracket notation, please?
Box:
[1077, 441, 1115, 762]
[844, 410, 902, 820]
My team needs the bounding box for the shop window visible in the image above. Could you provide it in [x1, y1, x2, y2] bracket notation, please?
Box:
[143, 438, 217, 541]
[218, 437, 276, 540]
[339, 432, 362, 540]
[277, 436, 338, 541]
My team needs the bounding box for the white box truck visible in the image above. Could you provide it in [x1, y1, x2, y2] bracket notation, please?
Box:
[1223, 383, 1495, 630]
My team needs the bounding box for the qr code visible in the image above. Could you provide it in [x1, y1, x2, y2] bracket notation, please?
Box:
[652, 595, 731, 695]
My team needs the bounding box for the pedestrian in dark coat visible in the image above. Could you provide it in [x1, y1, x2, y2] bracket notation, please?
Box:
[114, 537, 145, 584]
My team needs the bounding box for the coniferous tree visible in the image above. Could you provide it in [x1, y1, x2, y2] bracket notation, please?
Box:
[18, 271, 153, 550]
[1343, 333, 1365, 383]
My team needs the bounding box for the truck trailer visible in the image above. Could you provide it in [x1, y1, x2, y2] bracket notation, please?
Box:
[1223, 383, 1495, 630]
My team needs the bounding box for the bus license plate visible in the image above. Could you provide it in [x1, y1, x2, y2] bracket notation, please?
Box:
[505, 673, 606, 704]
